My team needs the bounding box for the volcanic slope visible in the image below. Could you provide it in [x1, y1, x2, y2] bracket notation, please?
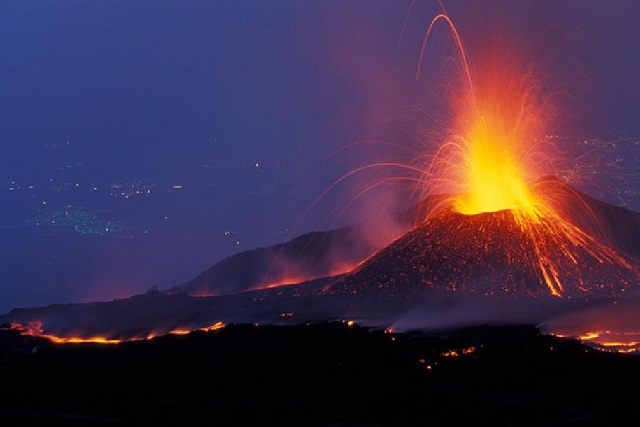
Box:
[173, 178, 640, 299]
[2, 179, 640, 340]
[532, 177, 640, 259]
[328, 198, 640, 300]
[170, 215, 412, 296]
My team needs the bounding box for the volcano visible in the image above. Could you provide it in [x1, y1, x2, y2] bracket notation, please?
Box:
[329, 203, 639, 299]
[1, 178, 640, 341]
[172, 176, 640, 300]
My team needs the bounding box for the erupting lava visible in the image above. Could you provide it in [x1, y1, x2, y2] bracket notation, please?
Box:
[396, 11, 636, 297]
[413, 12, 551, 218]
[444, 47, 541, 216]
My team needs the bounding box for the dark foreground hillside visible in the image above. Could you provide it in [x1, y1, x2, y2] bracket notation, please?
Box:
[1, 322, 639, 426]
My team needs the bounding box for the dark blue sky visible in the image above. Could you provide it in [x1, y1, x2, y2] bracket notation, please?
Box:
[1, 0, 640, 312]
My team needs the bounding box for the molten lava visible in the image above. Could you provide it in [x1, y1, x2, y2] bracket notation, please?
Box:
[450, 54, 546, 216]
[5, 320, 225, 345]
[416, 13, 552, 218]
[453, 111, 538, 216]
[402, 11, 637, 297]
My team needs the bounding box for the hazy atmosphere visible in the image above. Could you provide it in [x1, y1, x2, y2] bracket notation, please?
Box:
[2, 0, 640, 313]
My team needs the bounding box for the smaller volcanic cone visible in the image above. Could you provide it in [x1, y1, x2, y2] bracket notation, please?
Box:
[329, 188, 640, 299]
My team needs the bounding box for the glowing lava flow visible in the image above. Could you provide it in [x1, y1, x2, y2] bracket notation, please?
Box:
[551, 331, 640, 354]
[254, 262, 365, 292]
[4, 321, 225, 344]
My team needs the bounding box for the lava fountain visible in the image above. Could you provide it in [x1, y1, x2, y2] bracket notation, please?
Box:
[413, 11, 639, 297]
[412, 12, 552, 215]
[330, 8, 638, 299]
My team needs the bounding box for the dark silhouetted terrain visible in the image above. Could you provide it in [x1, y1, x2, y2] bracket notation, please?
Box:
[3, 179, 639, 339]
[1, 322, 639, 426]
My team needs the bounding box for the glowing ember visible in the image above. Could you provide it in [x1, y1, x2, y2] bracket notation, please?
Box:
[440, 346, 476, 358]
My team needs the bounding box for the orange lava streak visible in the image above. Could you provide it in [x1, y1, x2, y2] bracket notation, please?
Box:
[255, 262, 361, 291]
[5, 320, 225, 344]
[555, 331, 640, 354]
[44, 335, 122, 345]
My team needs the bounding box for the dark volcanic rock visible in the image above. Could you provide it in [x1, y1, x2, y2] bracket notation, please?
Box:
[330, 206, 640, 298]
[2, 323, 640, 426]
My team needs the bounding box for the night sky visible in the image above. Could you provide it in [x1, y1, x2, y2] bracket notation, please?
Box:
[1, 0, 640, 313]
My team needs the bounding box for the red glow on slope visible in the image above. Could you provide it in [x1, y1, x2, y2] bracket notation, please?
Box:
[254, 261, 365, 291]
